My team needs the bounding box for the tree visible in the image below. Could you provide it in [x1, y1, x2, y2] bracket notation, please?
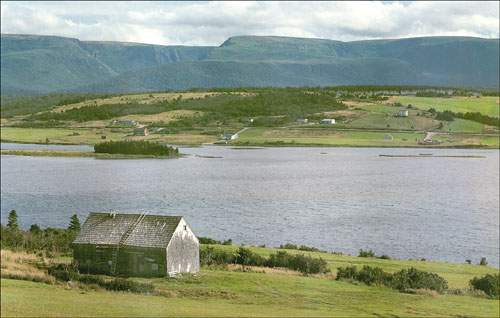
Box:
[7, 210, 19, 231]
[480, 257, 488, 266]
[68, 214, 81, 232]
[29, 224, 42, 234]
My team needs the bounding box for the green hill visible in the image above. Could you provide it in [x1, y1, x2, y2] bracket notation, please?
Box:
[1, 34, 499, 95]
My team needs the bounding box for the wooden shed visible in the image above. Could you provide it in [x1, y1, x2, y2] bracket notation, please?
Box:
[72, 213, 199, 277]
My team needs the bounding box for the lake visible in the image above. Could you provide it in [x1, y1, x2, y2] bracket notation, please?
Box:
[1, 143, 499, 266]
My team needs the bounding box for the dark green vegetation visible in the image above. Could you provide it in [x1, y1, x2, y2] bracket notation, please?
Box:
[2, 34, 499, 94]
[201, 246, 329, 274]
[470, 274, 500, 297]
[94, 140, 178, 156]
[1, 210, 78, 255]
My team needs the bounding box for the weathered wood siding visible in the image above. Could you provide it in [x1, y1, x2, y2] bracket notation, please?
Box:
[166, 218, 200, 275]
[73, 244, 166, 277]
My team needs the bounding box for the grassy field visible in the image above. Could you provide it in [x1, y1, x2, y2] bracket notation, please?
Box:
[0, 127, 217, 146]
[1, 246, 499, 317]
[395, 96, 500, 117]
[235, 127, 500, 148]
[1, 90, 498, 149]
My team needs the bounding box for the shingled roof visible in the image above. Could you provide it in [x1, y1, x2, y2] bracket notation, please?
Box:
[73, 213, 183, 248]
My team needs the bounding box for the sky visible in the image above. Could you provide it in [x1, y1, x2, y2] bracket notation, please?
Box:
[1, 1, 499, 46]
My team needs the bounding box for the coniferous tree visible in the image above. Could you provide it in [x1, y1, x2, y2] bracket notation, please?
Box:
[7, 210, 19, 231]
[68, 214, 81, 232]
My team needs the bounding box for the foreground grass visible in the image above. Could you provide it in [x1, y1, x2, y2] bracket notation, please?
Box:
[395, 96, 500, 117]
[2, 270, 498, 317]
[1, 247, 499, 317]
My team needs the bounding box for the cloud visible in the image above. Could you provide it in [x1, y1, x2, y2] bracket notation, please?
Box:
[1, 1, 498, 46]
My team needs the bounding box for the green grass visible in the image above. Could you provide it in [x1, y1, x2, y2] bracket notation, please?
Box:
[2, 270, 499, 317]
[2, 244, 499, 317]
[204, 244, 498, 289]
[236, 127, 425, 147]
[395, 96, 500, 117]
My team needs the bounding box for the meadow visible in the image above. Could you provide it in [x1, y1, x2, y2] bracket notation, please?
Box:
[1, 88, 498, 149]
[1, 245, 499, 317]
[395, 96, 500, 117]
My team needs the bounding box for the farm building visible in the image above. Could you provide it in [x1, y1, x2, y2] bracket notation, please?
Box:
[133, 126, 149, 136]
[397, 110, 409, 117]
[72, 213, 199, 277]
[320, 118, 336, 125]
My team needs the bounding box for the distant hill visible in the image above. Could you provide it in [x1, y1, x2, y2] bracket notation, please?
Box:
[1, 34, 498, 95]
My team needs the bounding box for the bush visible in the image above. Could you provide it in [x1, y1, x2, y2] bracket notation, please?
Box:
[77, 274, 105, 286]
[236, 247, 265, 266]
[48, 264, 79, 282]
[200, 246, 236, 266]
[104, 278, 154, 294]
[266, 251, 329, 274]
[337, 266, 448, 294]
[479, 257, 488, 266]
[358, 249, 375, 257]
[336, 266, 358, 280]
[356, 266, 392, 286]
[470, 274, 499, 298]
[391, 267, 448, 293]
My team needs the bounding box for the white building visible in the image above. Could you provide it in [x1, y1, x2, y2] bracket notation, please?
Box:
[320, 119, 336, 125]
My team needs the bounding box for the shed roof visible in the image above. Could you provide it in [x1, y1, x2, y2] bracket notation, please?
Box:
[73, 212, 183, 248]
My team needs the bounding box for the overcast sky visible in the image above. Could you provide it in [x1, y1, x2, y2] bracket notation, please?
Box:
[1, 1, 499, 46]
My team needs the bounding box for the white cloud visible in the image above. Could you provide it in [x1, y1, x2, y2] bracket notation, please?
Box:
[1, 1, 498, 46]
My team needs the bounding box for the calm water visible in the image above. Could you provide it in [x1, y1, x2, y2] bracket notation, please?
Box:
[1, 143, 499, 266]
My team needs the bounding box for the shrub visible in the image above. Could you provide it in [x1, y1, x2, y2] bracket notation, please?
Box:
[266, 251, 329, 274]
[479, 257, 488, 266]
[356, 266, 392, 286]
[77, 274, 105, 286]
[391, 267, 448, 293]
[48, 264, 79, 282]
[200, 246, 235, 266]
[470, 274, 499, 298]
[358, 249, 375, 257]
[104, 278, 154, 294]
[235, 247, 265, 266]
[336, 266, 358, 280]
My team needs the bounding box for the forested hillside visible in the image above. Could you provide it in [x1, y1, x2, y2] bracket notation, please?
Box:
[1, 34, 499, 95]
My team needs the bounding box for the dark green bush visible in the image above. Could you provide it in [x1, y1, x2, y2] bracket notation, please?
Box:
[236, 247, 265, 266]
[336, 266, 358, 280]
[48, 264, 79, 282]
[356, 266, 392, 286]
[391, 267, 448, 293]
[77, 274, 106, 286]
[200, 246, 236, 266]
[337, 266, 448, 294]
[104, 278, 154, 294]
[358, 249, 375, 257]
[266, 251, 329, 274]
[94, 140, 178, 156]
[470, 274, 499, 298]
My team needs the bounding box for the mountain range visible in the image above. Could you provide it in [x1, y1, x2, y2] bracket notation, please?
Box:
[1, 34, 499, 95]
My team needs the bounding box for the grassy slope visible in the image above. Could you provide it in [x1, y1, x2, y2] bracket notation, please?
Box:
[1, 93, 498, 148]
[395, 96, 500, 117]
[1, 245, 499, 317]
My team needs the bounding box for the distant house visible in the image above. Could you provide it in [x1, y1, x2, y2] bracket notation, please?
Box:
[72, 213, 199, 277]
[133, 126, 149, 136]
[111, 120, 137, 127]
[397, 110, 409, 117]
[320, 119, 336, 125]
[296, 118, 309, 124]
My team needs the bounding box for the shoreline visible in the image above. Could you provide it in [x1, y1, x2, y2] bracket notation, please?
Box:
[0, 149, 179, 160]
